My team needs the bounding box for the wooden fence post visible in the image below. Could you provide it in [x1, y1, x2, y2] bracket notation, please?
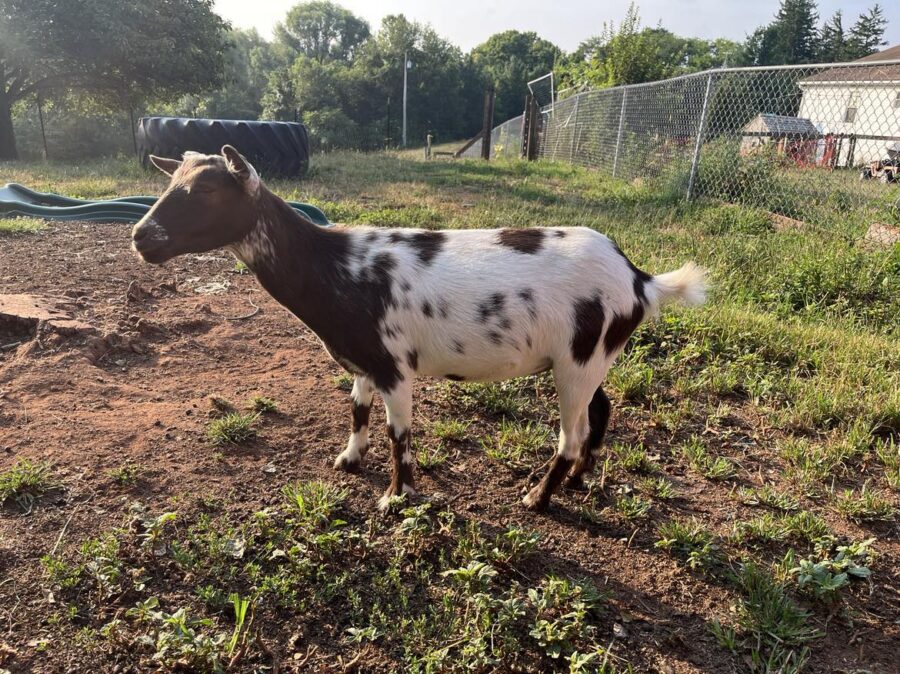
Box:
[480, 85, 495, 160]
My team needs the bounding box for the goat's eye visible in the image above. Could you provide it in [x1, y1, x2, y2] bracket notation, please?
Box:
[191, 185, 216, 194]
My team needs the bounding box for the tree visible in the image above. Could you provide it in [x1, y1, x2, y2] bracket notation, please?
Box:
[817, 11, 847, 61]
[0, 0, 228, 159]
[471, 30, 561, 123]
[275, 1, 370, 63]
[744, 0, 819, 65]
[846, 4, 888, 59]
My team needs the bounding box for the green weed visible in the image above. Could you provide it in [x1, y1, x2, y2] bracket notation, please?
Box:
[248, 396, 278, 413]
[206, 412, 259, 445]
[481, 419, 551, 469]
[0, 459, 56, 512]
[681, 437, 737, 480]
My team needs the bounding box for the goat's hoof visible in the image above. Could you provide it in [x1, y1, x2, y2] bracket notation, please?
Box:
[333, 448, 365, 472]
[564, 474, 587, 491]
[333, 456, 361, 473]
[522, 488, 549, 513]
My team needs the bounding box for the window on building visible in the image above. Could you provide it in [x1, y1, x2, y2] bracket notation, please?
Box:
[844, 91, 859, 123]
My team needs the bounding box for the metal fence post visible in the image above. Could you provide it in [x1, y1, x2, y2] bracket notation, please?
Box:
[612, 89, 627, 177]
[686, 72, 715, 200]
[480, 85, 495, 160]
[521, 94, 533, 159]
[569, 96, 580, 162]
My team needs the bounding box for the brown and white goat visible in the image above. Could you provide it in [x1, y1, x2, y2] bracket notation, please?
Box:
[132, 146, 706, 511]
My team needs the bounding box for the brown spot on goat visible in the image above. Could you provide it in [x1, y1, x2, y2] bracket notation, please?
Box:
[497, 228, 545, 254]
[570, 293, 606, 365]
[603, 302, 644, 356]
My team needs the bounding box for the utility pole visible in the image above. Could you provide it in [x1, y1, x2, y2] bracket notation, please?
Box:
[402, 51, 409, 147]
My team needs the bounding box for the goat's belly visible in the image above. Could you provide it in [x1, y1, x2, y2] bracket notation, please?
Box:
[419, 352, 552, 382]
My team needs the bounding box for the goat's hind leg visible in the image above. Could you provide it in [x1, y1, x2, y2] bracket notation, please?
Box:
[334, 375, 376, 472]
[377, 379, 416, 510]
[523, 371, 594, 512]
[565, 385, 611, 490]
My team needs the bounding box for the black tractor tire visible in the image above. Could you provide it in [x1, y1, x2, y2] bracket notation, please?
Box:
[136, 117, 309, 178]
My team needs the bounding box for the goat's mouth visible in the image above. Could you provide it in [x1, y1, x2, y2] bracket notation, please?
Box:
[132, 220, 174, 264]
[132, 241, 174, 264]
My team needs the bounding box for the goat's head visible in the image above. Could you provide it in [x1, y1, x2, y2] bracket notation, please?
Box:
[132, 145, 261, 264]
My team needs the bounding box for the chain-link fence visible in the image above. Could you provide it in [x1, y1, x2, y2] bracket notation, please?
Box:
[482, 60, 900, 245]
[458, 114, 524, 160]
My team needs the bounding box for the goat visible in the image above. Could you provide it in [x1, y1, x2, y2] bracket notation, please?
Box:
[132, 146, 707, 511]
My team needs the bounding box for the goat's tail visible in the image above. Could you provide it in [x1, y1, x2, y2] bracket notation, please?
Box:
[648, 262, 708, 310]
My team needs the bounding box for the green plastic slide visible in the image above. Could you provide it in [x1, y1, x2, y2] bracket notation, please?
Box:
[0, 182, 330, 227]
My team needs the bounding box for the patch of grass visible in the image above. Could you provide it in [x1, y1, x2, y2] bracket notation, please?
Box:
[481, 419, 551, 469]
[733, 562, 820, 667]
[415, 439, 450, 470]
[613, 442, 658, 474]
[833, 483, 895, 522]
[614, 494, 651, 520]
[737, 484, 799, 512]
[206, 412, 259, 445]
[107, 461, 143, 486]
[637, 476, 677, 500]
[0, 459, 56, 512]
[733, 511, 830, 546]
[607, 352, 654, 401]
[655, 518, 721, 570]
[875, 439, 899, 490]
[431, 418, 470, 442]
[455, 380, 535, 419]
[681, 436, 736, 481]
[332, 373, 354, 392]
[0, 216, 46, 233]
[248, 395, 278, 414]
[282, 480, 348, 528]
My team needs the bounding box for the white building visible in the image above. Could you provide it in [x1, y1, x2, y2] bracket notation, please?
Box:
[798, 44, 900, 166]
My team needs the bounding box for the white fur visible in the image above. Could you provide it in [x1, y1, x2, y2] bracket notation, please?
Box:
[345, 226, 703, 383]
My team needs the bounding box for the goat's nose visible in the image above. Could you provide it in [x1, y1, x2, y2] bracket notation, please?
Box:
[132, 221, 152, 242]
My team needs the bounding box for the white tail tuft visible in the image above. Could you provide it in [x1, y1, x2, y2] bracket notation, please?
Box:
[651, 262, 707, 308]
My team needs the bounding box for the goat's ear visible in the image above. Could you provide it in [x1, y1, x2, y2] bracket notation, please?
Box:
[222, 145, 260, 194]
[149, 155, 182, 177]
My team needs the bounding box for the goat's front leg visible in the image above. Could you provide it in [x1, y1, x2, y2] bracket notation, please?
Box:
[377, 379, 415, 510]
[334, 375, 376, 472]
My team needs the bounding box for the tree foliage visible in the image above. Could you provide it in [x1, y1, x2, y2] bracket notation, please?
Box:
[2, 0, 893, 160]
[745, 0, 887, 66]
[817, 11, 847, 62]
[0, 0, 228, 158]
[846, 4, 888, 58]
[471, 30, 561, 122]
[556, 4, 743, 91]
[274, 0, 370, 63]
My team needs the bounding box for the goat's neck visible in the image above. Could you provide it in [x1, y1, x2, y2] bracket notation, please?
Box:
[231, 187, 346, 334]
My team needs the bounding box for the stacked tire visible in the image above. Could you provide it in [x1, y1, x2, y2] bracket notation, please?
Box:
[136, 117, 309, 178]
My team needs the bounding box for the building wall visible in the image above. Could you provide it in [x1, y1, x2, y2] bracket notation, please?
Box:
[798, 84, 900, 165]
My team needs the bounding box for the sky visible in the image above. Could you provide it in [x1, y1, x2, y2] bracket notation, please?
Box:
[214, 0, 900, 53]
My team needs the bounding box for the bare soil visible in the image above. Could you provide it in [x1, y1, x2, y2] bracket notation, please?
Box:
[0, 220, 897, 673]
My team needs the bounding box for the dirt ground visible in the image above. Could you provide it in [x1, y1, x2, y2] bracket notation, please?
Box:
[0, 220, 897, 673]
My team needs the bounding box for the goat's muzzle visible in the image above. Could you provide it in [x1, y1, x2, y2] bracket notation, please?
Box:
[131, 217, 172, 263]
